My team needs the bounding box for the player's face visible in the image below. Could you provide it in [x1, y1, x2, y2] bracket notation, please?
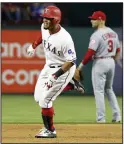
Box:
[90, 19, 99, 28]
[43, 17, 54, 30]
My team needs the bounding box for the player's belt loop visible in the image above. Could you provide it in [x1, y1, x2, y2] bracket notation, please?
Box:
[49, 65, 62, 68]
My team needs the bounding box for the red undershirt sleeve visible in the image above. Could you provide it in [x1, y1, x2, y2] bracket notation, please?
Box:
[32, 32, 42, 49]
[81, 48, 96, 65]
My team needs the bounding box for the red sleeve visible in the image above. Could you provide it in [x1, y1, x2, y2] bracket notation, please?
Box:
[32, 32, 42, 49]
[82, 48, 96, 65]
[116, 48, 120, 53]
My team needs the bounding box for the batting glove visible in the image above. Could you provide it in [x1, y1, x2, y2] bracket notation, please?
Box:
[45, 75, 57, 90]
[27, 45, 35, 56]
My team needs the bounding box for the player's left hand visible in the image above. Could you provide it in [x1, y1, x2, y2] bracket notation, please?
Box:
[45, 75, 57, 90]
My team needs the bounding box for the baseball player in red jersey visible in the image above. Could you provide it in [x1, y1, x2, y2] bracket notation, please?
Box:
[74, 11, 121, 123]
[27, 5, 84, 138]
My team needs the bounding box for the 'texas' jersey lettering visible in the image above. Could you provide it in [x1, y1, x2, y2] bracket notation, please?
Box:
[43, 39, 61, 56]
[41, 23, 76, 66]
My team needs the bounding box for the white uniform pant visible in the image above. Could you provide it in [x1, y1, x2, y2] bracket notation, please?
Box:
[34, 64, 76, 108]
[92, 58, 121, 122]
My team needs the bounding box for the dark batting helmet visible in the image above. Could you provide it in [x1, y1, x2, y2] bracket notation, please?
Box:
[41, 6, 61, 24]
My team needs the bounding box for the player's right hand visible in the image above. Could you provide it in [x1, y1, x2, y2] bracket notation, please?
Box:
[74, 68, 83, 81]
[27, 45, 35, 56]
[44, 74, 57, 90]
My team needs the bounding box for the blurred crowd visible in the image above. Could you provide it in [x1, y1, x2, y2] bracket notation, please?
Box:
[2, 3, 122, 27]
[1, 3, 58, 26]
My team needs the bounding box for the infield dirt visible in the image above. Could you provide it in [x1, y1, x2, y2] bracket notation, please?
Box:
[2, 124, 122, 143]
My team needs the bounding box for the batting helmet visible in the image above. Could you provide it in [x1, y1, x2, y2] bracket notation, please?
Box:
[41, 6, 61, 24]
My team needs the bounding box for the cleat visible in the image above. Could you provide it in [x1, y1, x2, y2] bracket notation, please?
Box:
[97, 120, 105, 123]
[112, 120, 120, 123]
[35, 127, 46, 137]
[35, 128, 57, 138]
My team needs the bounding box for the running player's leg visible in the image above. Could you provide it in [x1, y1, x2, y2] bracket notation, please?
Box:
[34, 66, 48, 103]
[36, 65, 76, 136]
[105, 59, 121, 122]
[34, 66, 56, 137]
[92, 61, 106, 122]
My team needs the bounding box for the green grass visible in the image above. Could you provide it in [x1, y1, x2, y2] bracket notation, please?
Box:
[2, 95, 122, 124]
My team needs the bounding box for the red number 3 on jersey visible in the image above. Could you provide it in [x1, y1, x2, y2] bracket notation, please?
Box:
[108, 40, 113, 52]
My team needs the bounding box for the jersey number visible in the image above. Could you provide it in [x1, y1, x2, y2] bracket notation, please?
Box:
[108, 40, 113, 52]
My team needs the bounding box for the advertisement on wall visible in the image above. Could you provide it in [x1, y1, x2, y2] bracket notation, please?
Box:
[2, 28, 122, 95]
[2, 30, 45, 93]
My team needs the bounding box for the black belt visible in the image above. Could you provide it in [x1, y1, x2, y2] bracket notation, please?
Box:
[49, 65, 61, 68]
[94, 56, 114, 59]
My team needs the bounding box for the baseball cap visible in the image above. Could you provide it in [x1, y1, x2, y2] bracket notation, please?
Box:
[88, 11, 106, 20]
